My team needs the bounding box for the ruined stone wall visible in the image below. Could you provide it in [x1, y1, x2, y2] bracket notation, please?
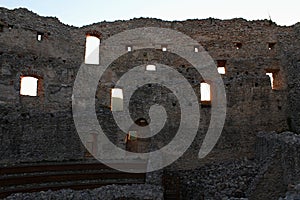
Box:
[283, 23, 300, 134]
[253, 131, 300, 199]
[0, 8, 84, 163]
[0, 7, 298, 165]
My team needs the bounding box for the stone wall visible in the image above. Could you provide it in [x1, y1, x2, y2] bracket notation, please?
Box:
[159, 131, 300, 199]
[284, 23, 300, 134]
[0, 7, 298, 165]
[253, 131, 300, 199]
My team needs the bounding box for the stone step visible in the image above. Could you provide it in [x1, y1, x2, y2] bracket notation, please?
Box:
[0, 161, 147, 198]
[0, 171, 145, 187]
[0, 168, 114, 179]
[0, 161, 147, 175]
[0, 179, 144, 199]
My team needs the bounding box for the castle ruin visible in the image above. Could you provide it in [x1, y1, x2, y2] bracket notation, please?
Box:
[0, 7, 300, 199]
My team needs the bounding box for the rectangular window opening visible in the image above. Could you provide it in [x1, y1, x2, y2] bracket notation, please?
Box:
[20, 76, 38, 96]
[146, 64, 156, 71]
[200, 82, 211, 104]
[194, 46, 199, 52]
[266, 73, 274, 89]
[126, 131, 138, 141]
[37, 32, 44, 41]
[217, 60, 227, 74]
[235, 42, 242, 50]
[268, 42, 276, 50]
[218, 67, 226, 74]
[266, 69, 280, 90]
[126, 46, 132, 52]
[85, 35, 100, 64]
[111, 88, 124, 111]
[162, 45, 167, 52]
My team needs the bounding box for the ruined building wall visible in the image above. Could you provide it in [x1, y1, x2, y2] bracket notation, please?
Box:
[283, 23, 300, 134]
[0, 8, 84, 163]
[253, 131, 300, 199]
[0, 7, 298, 165]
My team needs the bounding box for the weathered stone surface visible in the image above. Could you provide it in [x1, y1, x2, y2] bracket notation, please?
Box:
[164, 159, 260, 199]
[4, 184, 163, 200]
[252, 131, 300, 199]
[0, 7, 295, 164]
[0, 6, 299, 200]
[279, 183, 300, 200]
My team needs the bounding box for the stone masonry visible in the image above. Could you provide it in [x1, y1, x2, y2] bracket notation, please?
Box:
[0, 7, 300, 199]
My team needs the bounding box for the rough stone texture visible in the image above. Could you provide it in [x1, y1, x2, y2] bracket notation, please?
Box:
[159, 132, 300, 200]
[164, 159, 260, 199]
[285, 23, 300, 134]
[0, 7, 294, 164]
[279, 183, 300, 200]
[0, 6, 299, 200]
[252, 132, 300, 199]
[4, 184, 164, 200]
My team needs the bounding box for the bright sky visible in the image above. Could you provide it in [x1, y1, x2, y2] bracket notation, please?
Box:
[0, 0, 299, 26]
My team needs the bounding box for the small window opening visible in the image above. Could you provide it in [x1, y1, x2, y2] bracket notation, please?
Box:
[218, 67, 226, 74]
[162, 45, 167, 52]
[111, 88, 123, 111]
[20, 76, 38, 96]
[146, 65, 156, 71]
[266, 72, 274, 89]
[126, 46, 132, 52]
[37, 32, 44, 41]
[268, 43, 276, 50]
[235, 42, 242, 49]
[200, 82, 211, 102]
[217, 60, 227, 75]
[266, 69, 280, 90]
[125, 131, 138, 142]
[194, 46, 199, 52]
[85, 35, 100, 64]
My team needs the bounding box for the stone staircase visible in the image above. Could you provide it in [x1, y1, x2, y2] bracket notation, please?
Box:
[0, 161, 146, 198]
